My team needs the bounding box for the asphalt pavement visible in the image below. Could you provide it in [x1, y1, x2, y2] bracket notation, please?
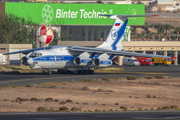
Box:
[0, 65, 180, 87]
[0, 111, 180, 120]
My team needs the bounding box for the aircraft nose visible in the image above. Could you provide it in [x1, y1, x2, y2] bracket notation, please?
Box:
[27, 57, 33, 64]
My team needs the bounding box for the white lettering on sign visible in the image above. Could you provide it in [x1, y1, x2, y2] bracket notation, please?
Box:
[56, 9, 78, 18]
[56, 9, 108, 19]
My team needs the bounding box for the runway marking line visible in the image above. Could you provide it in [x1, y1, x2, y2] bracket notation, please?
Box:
[0, 71, 167, 84]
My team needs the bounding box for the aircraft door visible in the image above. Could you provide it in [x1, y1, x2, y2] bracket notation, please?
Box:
[51, 56, 56, 66]
[55, 56, 65, 68]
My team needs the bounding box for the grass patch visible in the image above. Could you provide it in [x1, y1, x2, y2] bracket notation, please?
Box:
[37, 106, 47, 112]
[162, 106, 170, 110]
[126, 76, 137, 80]
[30, 97, 39, 102]
[81, 78, 92, 82]
[59, 101, 66, 105]
[96, 67, 124, 72]
[95, 88, 113, 92]
[144, 75, 153, 79]
[45, 98, 53, 102]
[71, 107, 81, 112]
[154, 75, 164, 79]
[147, 94, 151, 98]
[16, 97, 29, 101]
[24, 84, 37, 87]
[59, 106, 69, 112]
[94, 109, 101, 112]
[170, 105, 179, 110]
[102, 77, 109, 81]
[66, 99, 72, 103]
[108, 109, 113, 111]
[79, 86, 90, 91]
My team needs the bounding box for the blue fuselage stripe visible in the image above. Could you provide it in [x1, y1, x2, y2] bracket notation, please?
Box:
[33, 55, 112, 65]
[33, 55, 74, 62]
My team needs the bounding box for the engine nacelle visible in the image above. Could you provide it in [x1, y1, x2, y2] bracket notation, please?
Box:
[21, 56, 28, 65]
[94, 58, 112, 67]
[73, 56, 92, 66]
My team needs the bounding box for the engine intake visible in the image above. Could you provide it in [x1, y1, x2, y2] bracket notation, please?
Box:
[73, 56, 92, 66]
[93, 58, 112, 67]
[21, 56, 28, 65]
[74, 57, 81, 66]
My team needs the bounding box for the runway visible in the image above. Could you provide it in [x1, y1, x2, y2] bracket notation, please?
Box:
[0, 111, 180, 120]
[0, 65, 180, 87]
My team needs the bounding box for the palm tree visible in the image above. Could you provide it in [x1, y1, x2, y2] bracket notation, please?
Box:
[141, 31, 147, 40]
[163, 33, 168, 40]
[175, 27, 180, 40]
[157, 31, 163, 41]
[154, 23, 164, 33]
[150, 32, 155, 40]
[137, 34, 142, 41]
[164, 24, 172, 34]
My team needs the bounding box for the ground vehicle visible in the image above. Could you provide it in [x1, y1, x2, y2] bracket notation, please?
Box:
[152, 57, 171, 66]
[112, 56, 119, 65]
[170, 57, 178, 64]
[123, 57, 140, 66]
[136, 57, 154, 66]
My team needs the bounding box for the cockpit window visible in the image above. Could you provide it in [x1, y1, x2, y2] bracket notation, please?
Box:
[30, 52, 43, 58]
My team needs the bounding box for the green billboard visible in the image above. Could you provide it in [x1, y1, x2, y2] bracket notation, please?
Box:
[5, 3, 145, 25]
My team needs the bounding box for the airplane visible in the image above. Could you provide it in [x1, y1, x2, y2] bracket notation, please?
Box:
[3, 14, 170, 75]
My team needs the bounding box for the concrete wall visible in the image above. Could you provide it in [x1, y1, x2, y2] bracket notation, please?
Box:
[0, 3, 5, 17]
[0, 44, 32, 65]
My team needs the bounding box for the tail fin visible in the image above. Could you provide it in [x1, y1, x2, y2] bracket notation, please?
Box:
[97, 15, 158, 51]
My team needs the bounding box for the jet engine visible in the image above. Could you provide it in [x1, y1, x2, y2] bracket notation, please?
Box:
[93, 58, 112, 67]
[73, 56, 92, 66]
[21, 56, 28, 65]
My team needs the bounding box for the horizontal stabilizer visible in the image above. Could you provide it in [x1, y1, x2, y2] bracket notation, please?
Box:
[99, 14, 159, 18]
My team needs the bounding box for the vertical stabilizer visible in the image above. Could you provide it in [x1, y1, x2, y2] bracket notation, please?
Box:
[97, 14, 158, 51]
[97, 15, 127, 51]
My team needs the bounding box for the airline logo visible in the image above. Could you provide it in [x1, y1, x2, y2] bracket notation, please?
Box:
[42, 5, 54, 22]
[111, 29, 117, 40]
[115, 23, 120, 26]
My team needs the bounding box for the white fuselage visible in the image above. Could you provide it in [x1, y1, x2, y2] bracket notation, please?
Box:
[27, 46, 112, 71]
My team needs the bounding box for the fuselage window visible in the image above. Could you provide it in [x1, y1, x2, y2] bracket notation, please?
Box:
[30, 52, 43, 58]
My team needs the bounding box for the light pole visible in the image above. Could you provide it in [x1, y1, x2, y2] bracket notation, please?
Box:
[174, 6, 175, 28]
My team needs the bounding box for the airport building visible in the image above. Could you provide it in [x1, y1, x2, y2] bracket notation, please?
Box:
[0, 2, 180, 65]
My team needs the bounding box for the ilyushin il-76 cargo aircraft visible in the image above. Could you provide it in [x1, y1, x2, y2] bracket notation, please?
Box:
[4, 14, 170, 75]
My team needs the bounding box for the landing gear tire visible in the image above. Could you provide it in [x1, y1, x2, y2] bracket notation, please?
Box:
[47, 71, 51, 75]
[90, 70, 94, 74]
[43, 70, 51, 75]
[57, 69, 73, 74]
[78, 70, 94, 75]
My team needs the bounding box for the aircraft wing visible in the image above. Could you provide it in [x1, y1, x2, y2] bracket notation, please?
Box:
[67, 46, 170, 58]
[3, 46, 52, 55]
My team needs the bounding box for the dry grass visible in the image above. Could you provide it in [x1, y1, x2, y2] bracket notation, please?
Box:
[59, 106, 69, 112]
[37, 106, 47, 112]
[127, 76, 137, 80]
[95, 67, 124, 72]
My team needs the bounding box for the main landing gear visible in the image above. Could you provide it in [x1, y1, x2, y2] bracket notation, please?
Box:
[77, 70, 94, 75]
[57, 69, 73, 74]
[43, 70, 51, 75]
